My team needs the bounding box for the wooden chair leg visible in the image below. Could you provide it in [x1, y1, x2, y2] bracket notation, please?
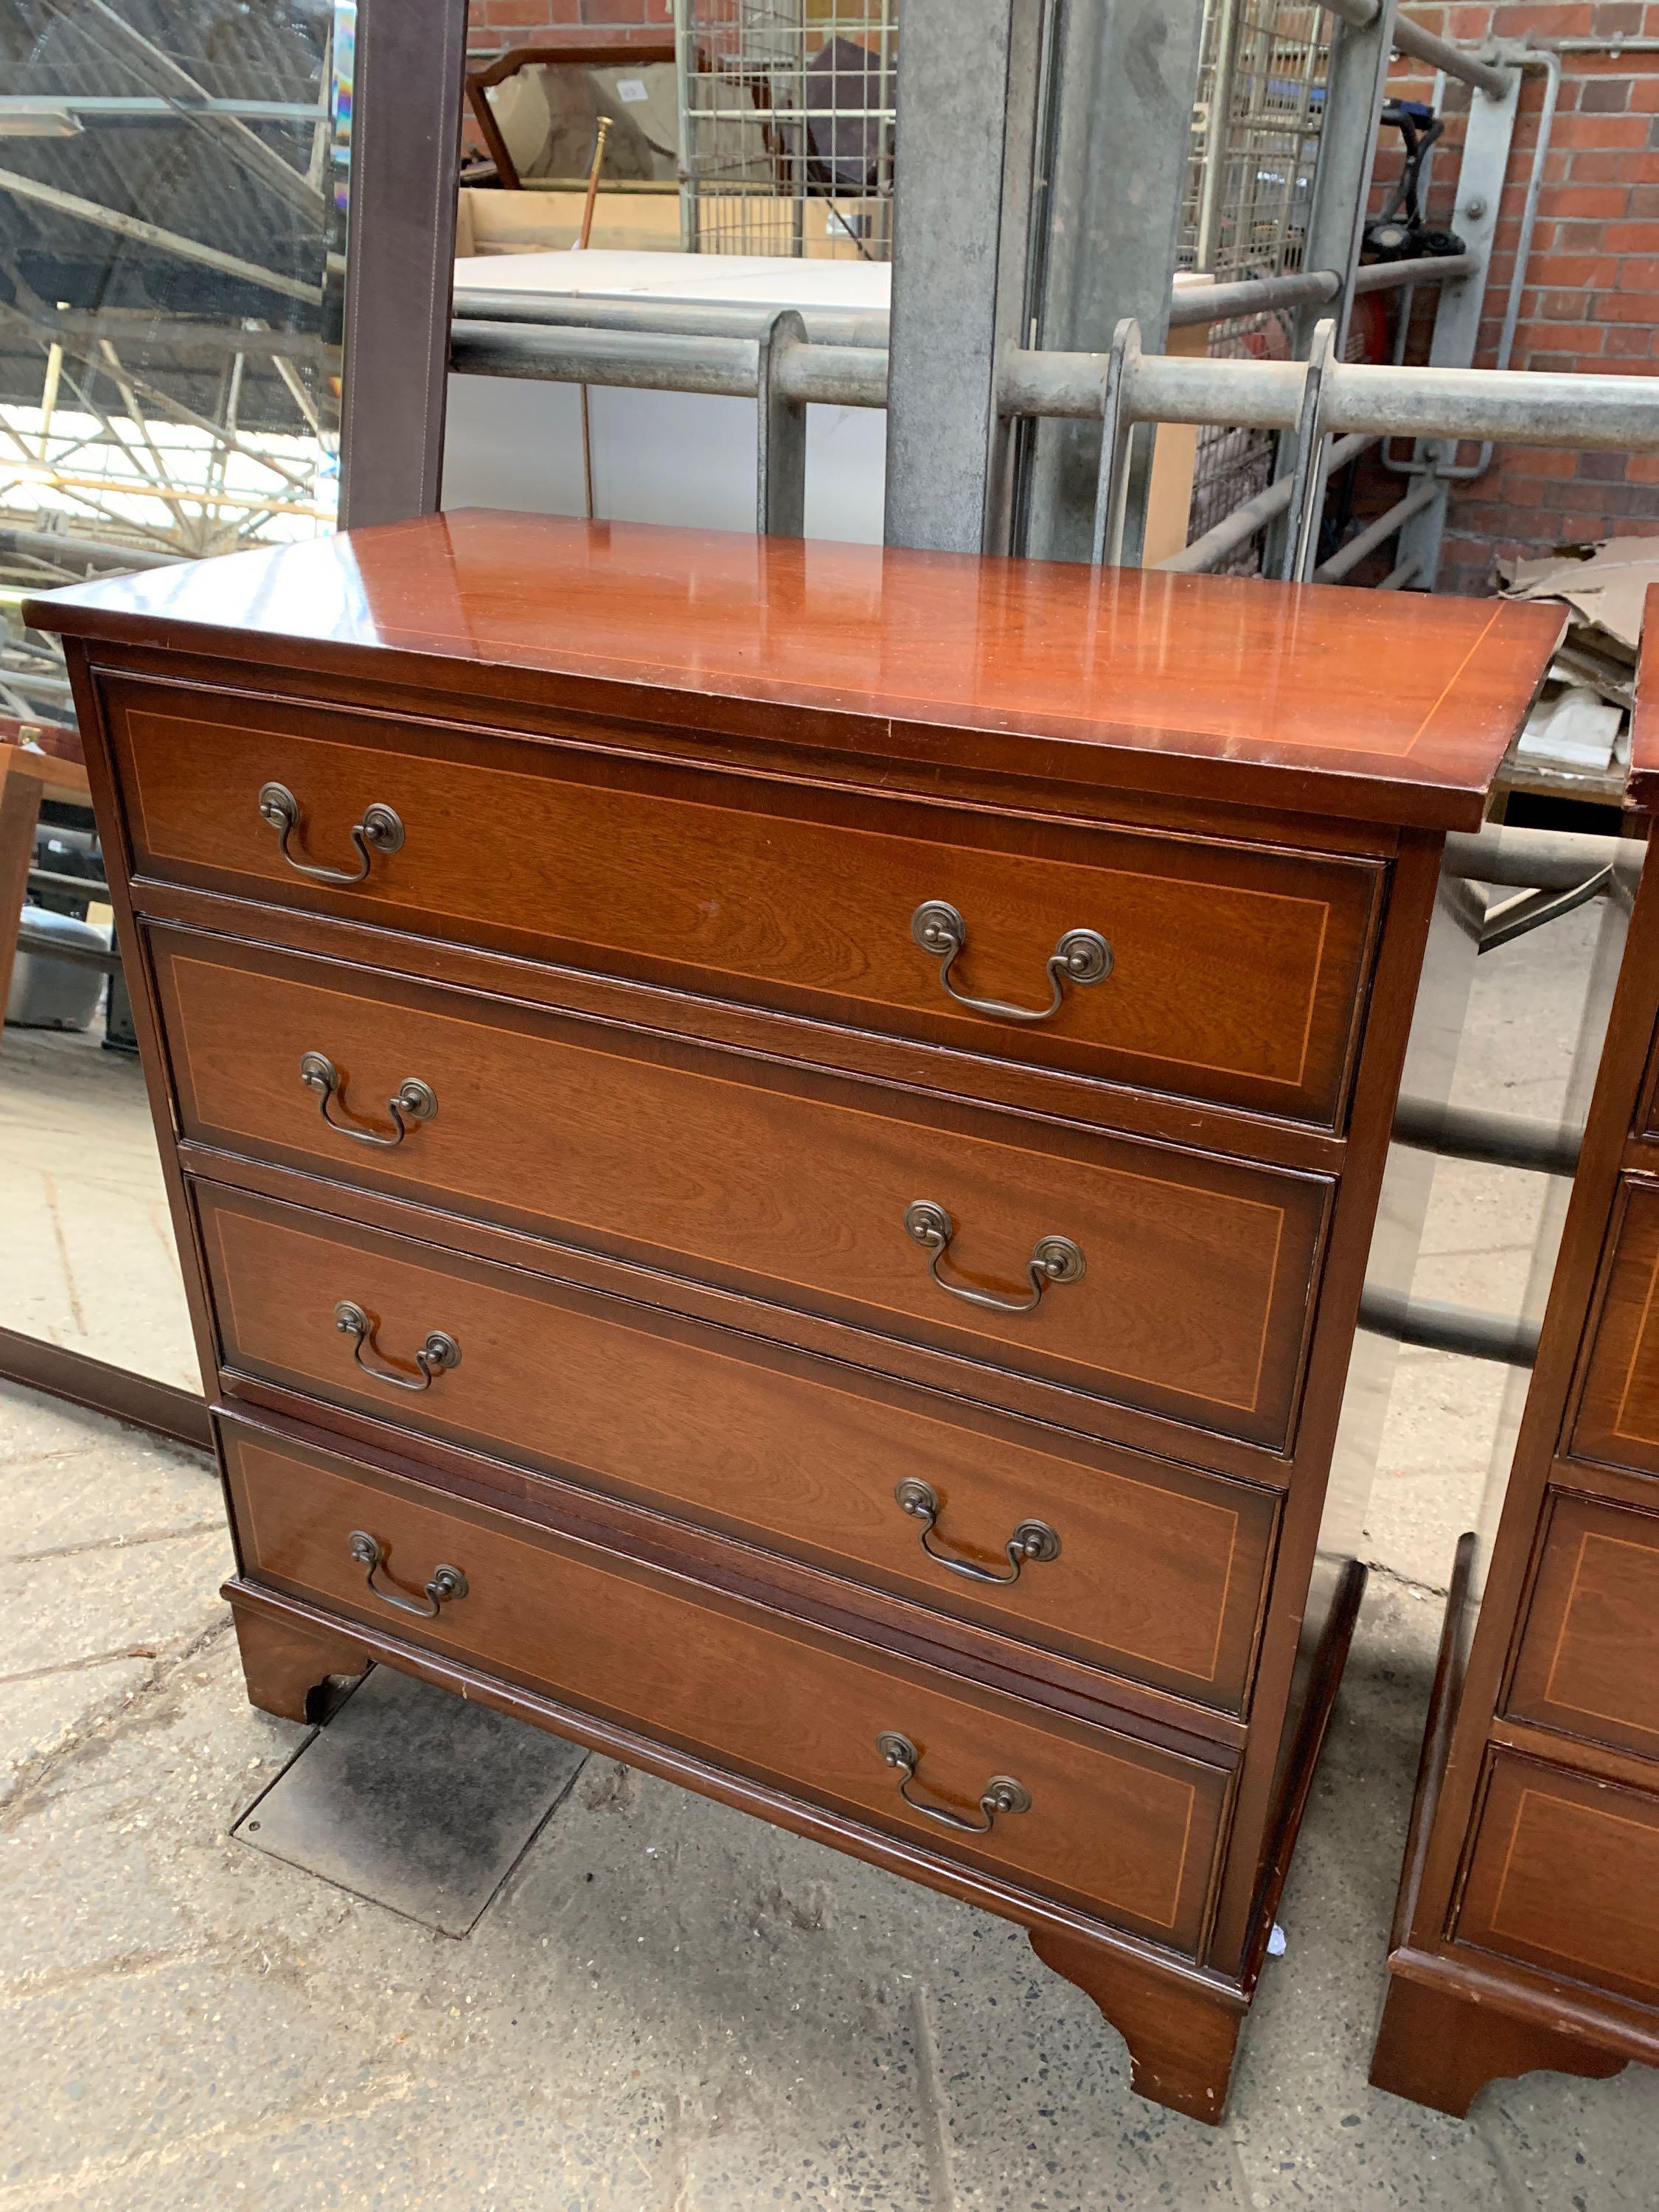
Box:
[1370, 1969, 1630, 2118]
[0, 751, 47, 1026]
[1029, 1926, 1245, 2126]
[230, 1598, 371, 1725]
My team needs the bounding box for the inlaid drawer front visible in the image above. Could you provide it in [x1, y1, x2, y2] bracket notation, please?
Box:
[107, 678, 1382, 1126]
[1507, 1491, 1659, 1761]
[154, 930, 1329, 1451]
[1455, 1751, 1659, 2008]
[225, 1422, 1229, 1947]
[1568, 1178, 1659, 1478]
[198, 1183, 1279, 1711]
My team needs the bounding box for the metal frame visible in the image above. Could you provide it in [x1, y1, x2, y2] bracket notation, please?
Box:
[881, 0, 1043, 552]
[1019, 0, 1208, 563]
[338, 0, 471, 528]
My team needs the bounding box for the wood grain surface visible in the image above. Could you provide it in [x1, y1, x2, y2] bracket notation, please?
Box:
[104, 675, 1383, 1127]
[1506, 1489, 1659, 1762]
[225, 1420, 1229, 1947]
[28, 511, 1562, 830]
[1454, 1750, 1659, 2007]
[195, 1180, 1279, 1710]
[153, 925, 1329, 1450]
[1568, 1178, 1659, 1478]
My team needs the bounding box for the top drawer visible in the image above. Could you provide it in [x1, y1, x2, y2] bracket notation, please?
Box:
[102, 677, 1382, 1129]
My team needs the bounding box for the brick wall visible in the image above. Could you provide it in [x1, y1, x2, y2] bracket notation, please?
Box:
[1377, 3, 1659, 594]
[468, 0, 669, 44]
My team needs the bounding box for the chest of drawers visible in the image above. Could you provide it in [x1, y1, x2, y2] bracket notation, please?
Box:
[28, 512, 1560, 2125]
[1370, 619, 1659, 2117]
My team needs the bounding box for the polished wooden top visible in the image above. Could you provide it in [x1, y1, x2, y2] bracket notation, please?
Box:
[28, 510, 1564, 831]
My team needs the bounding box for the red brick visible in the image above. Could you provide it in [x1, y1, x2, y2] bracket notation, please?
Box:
[1531, 251, 1619, 286]
[1631, 75, 1659, 112]
[1604, 218, 1659, 250]
[1615, 254, 1659, 288]
[1503, 449, 1583, 478]
[1595, 291, 1659, 321]
[1604, 322, 1659, 355]
[1582, 77, 1633, 114]
[1551, 184, 1633, 216]
[1627, 453, 1659, 481]
[1522, 319, 1606, 348]
[1579, 450, 1631, 481]
[1492, 4, 1594, 31]
[1571, 151, 1634, 184]
[1554, 114, 1652, 149]
[472, 0, 580, 22]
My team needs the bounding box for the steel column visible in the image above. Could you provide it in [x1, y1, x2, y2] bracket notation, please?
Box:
[882, 0, 1042, 553]
[1020, 0, 1208, 563]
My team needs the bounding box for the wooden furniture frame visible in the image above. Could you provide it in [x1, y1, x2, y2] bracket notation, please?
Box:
[1372, 607, 1659, 2116]
[27, 511, 1560, 2125]
[465, 35, 679, 192]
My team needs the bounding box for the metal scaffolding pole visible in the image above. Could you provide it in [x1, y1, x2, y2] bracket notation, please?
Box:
[1319, 0, 1512, 100]
[1019, 0, 1207, 564]
[1265, 0, 1399, 576]
[881, 0, 1042, 553]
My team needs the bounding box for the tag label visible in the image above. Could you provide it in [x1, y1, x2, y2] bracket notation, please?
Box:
[616, 77, 648, 103]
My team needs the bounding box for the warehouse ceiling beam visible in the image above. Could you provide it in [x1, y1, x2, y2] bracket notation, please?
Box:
[38, 0, 326, 220]
[0, 165, 321, 307]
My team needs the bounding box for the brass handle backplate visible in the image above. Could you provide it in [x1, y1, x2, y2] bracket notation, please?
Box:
[335, 1300, 460, 1393]
[347, 1531, 468, 1619]
[911, 900, 1110, 1025]
[258, 781, 404, 886]
[299, 1051, 437, 1148]
[893, 1478, 1060, 1585]
[875, 1731, 1031, 1834]
[902, 1200, 1084, 1316]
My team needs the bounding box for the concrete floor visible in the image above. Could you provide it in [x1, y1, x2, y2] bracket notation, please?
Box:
[2, 906, 1655, 2208]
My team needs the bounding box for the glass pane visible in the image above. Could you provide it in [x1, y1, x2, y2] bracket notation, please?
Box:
[1, 0, 352, 1388]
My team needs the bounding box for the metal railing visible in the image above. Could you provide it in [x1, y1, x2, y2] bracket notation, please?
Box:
[450, 302, 1659, 557]
[1318, 0, 1511, 99]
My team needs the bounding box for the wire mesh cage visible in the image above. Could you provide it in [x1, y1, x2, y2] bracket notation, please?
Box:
[673, 0, 898, 260]
[1180, 1, 1331, 563]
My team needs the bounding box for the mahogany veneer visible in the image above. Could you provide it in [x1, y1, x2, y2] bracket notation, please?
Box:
[27, 512, 1561, 2125]
[1371, 604, 1659, 2118]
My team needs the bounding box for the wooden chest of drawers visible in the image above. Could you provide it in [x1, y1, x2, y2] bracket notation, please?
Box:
[28, 512, 1560, 2124]
[1370, 615, 1659, 2116]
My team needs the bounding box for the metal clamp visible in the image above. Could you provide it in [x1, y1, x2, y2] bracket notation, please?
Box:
[893, 1478, 1060, 1585]
[334, 1300, 461, 1392]
[910, 901, 1111, 1025]
[347, 1531, 468, 1619]
[902, 1200, 1085, 1316]
[299, 1052, 437, 1148]
[257, 781, 405, 886]
[874, 1732, 1030, 1834]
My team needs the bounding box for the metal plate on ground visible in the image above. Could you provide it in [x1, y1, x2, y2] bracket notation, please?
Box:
[233, 1665, 588, 1935]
